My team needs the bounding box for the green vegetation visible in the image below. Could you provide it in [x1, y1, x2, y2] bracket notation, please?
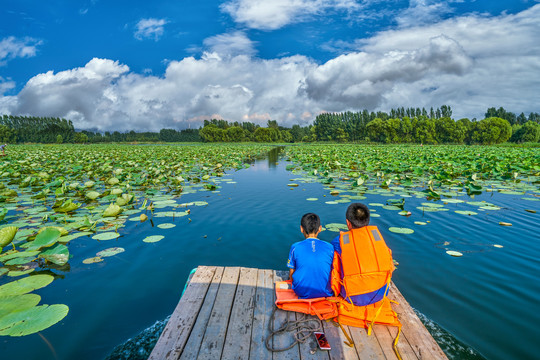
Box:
[0, 143, 271, 336]
[3, 106, 538, 146]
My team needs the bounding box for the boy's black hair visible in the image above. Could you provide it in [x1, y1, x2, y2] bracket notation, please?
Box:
[346, 203, 370, 228]
[300, 213, 320, 235]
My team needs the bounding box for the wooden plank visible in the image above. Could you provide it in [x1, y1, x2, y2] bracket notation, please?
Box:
[297, 315, 330, 360]
[221, 267, 259, 360]
[386, 325, 418, 360]
[196, 267, 241, 360]
[321, 320, 358, 360]
[178, 267, 225, 360]
[373, 325, 399, 360]
[348, 325, 385, 359]
[388, 284, 448, 359]
[249, 269, 274, 360]
[272, 270, 300, 360]
[149, 266, 217, 360]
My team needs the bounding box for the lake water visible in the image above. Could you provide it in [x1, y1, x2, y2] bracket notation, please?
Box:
[1, 147, 538, 360]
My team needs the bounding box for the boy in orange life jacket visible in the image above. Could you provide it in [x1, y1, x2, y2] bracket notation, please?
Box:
[331, 203, 393, 306]
[287, 213, 334, 299]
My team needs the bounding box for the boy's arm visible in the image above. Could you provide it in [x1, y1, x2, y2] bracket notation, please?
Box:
[289, 268, 294, 282]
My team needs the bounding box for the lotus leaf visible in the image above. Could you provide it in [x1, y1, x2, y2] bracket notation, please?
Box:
[96, 247, 125, 257]
[455, 210, 478, 216]
[5, 257, 35, 266]
[0, 267, 8, 276]
[0, 226, 18, 250]
[0, 304, 69, 336]
[143, 235, 164, 243]
[325, 201, 338, 205]
[92, 232, 120, 241]
[58, 232, 92, 244]
[446, 251, 463, 257]
[28, 228, 61, 250]
[0, 208, 7, 221]
[38, 226, 68, 236]
[107, 177, 120, 185]
[525, 209, 536, 213]
[0, 274, 54, 296]
[157, 223, 176, 229]
[0, 294, 41, 318]
[414, 221, 427, 225]
[388, 227, 414, 234]
[421, 203, 444, 208]
[368, 203, 384, 207]
[153, 211, 188, 218]
[86, 191, 100, 200]
[82, 257, 103, 264]
[116, 194, 133, 206]
[0, 250, 40, 262]
[306, 198, 318, 201]
[110, 188, 123, 195]
[103, 203, 122, 217]
[325, 223, 348, 230]
[499, 222, 512, 226]
[39, 244, 69, 266]
[54, 199, 80, 213]
[382, 205, 401, 211]
[8, 270, 35, 277]
[192, 201, 208, 206]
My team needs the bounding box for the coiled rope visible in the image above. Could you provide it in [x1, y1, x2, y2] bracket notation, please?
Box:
[265, 307, 322, 352]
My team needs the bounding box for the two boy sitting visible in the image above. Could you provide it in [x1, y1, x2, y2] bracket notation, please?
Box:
[287, 203, 391, 305]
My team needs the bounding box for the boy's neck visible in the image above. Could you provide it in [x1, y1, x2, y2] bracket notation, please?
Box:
[304, 234, 318, 239]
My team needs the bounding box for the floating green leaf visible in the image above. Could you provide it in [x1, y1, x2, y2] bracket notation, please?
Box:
[0, 304, 69, 336]
[143, 235, 164, 243]
[455, 210, 478, 216]
[157, 223, 176, 229]
[446, 250, 463, 257]
[306, 198, 318, 201]
[39, 244, 69, 266]
[85, 191, 100, 200]
[92, 232, 120, 241]
[0, 294, 41, 318]
[0, 274, 54, 296]
[28, 228, 62, 250]
[82, 257, 103, 264]
[388, 227, 414, 234]
[96, 247, 125, 257]
[414, 221, 427, 225]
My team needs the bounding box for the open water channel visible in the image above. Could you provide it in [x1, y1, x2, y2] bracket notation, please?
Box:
[1, 147, 539, 360]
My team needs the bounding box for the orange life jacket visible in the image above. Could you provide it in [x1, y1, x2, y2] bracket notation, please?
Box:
[274, 280, 339, 320]
[332, 225, 394, 301]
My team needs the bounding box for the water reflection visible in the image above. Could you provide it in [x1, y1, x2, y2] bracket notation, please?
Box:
[267, 146, 285, 169]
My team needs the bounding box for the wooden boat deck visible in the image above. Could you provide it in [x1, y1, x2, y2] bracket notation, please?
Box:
[149, 266, 448, 360]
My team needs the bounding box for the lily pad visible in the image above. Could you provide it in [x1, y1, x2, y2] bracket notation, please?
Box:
[499, 222, 512, 226]
[0, 304, 69, 336]
[143, 235, 164, 243]
[306, 198, 318, 201]
[92, 232, 120, 241]
[325, 201, 338, 205]
[103, 203, 122, 217]
[85, 191, 100, 200]
[0, 294, 41, 318]
[414, 221, 427, 225]
[28, 228, 62, 250]
[0, 226, 18, 250]
[0, 274, 54, 296]
[388, 227, 414, 234]
[493, 244, 504, 248]
[446, 250, 463, 257]
[39, 244, 69, 266]
[157, 223, 176, 229]
[455, 210, 478, 216]
[96, 247, 125, 257]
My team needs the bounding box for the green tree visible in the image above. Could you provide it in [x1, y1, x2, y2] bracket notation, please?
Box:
[56, 134, 63, 144]
[0, 124, 17, 143]
[510, 121, 539, 143]
[472, 117, 512, 144]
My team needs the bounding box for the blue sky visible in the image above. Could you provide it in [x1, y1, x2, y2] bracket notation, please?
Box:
[1, 0, 539, 131]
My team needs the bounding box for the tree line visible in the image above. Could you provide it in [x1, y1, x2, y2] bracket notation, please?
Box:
[0, 106, 538, 145]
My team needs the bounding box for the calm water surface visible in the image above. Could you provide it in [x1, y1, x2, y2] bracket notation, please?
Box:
[1, 149, 538, 360]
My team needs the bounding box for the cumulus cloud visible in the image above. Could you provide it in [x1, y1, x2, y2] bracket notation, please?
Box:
[202, 31, 257, 57]
[134, 18, 168, 41]
[396, 0, 453, 27]
[0, 36, 42, 66]
[221, 0, 361, 30]
[1, 5, 539, 130]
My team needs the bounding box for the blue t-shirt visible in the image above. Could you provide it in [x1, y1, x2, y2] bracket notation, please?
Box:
[332, 234, 388, 306]
[287, 238, 334, 299]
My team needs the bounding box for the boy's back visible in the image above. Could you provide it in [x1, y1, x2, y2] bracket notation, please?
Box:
[287, 238, 334, 299]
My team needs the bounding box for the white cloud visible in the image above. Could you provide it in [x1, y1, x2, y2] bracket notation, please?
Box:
[1, 5, 539, 130]
[0, 36, 42, 66]
[221, 0, 361, 30]
[396, 0, 453, 27]
[134, 18, 168, 41]
[202, 31, 257, 57]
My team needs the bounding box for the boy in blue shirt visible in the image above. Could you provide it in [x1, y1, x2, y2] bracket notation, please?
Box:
[287, 213, 334, 299]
